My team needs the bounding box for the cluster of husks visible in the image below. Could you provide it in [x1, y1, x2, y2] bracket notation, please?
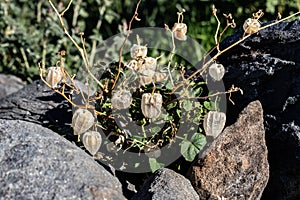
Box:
[110, 43, 167, 119]
[72, 108, 102, 156]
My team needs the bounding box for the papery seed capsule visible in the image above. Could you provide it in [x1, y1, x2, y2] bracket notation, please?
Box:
[172, 23, 187, 41]
[139, 69, 155, 86]
[72, 108, 94, 135]
[141, 93, 163, 119]
[203, 111, 226, 138]
[142, 57, 157, 70]
[243, 18, 261, 34]
[130, 44, 148, 59]
[208, 63, 225, 81]
[127, 60, 139, 70]
[111, 90, 132, 110]
[82, 131, 102, 156]
[46, 67, 63, 88]
[153, 71, 168, 83]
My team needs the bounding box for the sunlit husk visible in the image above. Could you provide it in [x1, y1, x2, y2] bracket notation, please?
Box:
[172, 23, 187, 41]
[139, 69, 155, 86]
[72, 108, 94, 135]
[203, 111, 226, 138]
[82, 131, 102, 156]
[130, 44, 148, 59]
[111, 90, 132, 110]
[243, 18, 261, 34]
[142, 57, 157, 70]
[208, 63, 225, 81]
[141, 93, 163, 119]
[46, 67, 63, 88]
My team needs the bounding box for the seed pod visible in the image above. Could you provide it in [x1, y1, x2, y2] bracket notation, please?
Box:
[243, 18, 261, 34]
[46, 67, 63, 88]
[142, 57, 157, 70]
[172, 23, 187, 41]
[208, 63, 225, 81]
[82, 131, 102, 156]
[141, 93, 163, 119]
[139, 69, 155, 86]
[72, 108, 94, 135]
[153, 71, 167, 83]
[127, 60, 139, 70]
[130, 44, 147, 59]
[203, 111, 226, 138]
[111, 89, 132, 110]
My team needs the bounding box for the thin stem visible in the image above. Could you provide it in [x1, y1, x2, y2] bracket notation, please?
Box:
[48, 0, 106, 92]
[112, 0, 142, 90]
[20, 47, 30, 69]
[212, 5, 221, 52]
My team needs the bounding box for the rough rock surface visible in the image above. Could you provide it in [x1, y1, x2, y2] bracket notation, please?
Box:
[0, 74, 24, 99]
[0, 80, 72, 135]
[131, 168, 199, 200]
[188, 101, 269, 200]
[0, 119, 125, 200]
[214, 19, 300, 199]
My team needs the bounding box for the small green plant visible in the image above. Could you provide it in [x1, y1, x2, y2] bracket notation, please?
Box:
[39, 0, 299, 173]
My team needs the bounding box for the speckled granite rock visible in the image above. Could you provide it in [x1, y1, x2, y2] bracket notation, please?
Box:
[132, 168, 199, 200]
[188, 101, 269, 200]
[0, 119, 126, 200]
[214, 18, 300, 199]
[0, 74, 24, 99]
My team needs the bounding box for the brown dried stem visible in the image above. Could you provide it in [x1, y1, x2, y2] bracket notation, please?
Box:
[111, 0, 142, 90]
[48, 0, 106, 92]
[171, 10, 300, 94]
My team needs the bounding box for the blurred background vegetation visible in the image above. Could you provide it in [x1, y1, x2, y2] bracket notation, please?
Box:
[0, 0, 299, 83]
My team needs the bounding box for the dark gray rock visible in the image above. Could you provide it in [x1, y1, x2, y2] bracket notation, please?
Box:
[187, 101, 269, 199]
[212, 19, 300, 199]
[0, 74, 24, 99]
[0, 80, 72, 135]
[131, 168, 199, 200]
[0, 119, 126, 200]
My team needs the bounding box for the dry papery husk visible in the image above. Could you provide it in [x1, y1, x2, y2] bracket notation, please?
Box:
[203, 111, 226, 138]
[82, 131, 102, 156]
[208, 63, 225, 81]
[141, 93, 163, 119]
[130, 44, 148, 59]
[172, 22, 187, 41]
[243, 18, 261, 34]
[72, 108, 95, 135]
[46, 66, 63, 88]
[111, 89, 132, 110]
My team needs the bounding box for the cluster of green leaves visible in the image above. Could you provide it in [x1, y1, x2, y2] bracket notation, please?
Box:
[1, 0, 298, 82]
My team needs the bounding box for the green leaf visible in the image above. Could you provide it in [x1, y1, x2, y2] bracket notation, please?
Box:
[180, 133, 206, 162]
[149, 158, 165, 173]
[182, 99, 193, 111]
[204, 101, 212, 110]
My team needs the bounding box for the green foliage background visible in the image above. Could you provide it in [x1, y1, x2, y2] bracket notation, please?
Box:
[0, 0, 298, 83]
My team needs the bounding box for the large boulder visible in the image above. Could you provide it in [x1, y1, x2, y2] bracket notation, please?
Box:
[0, 119, 125, 199]
[187, 101, 269, 199]
[215, 19, 300, 199]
